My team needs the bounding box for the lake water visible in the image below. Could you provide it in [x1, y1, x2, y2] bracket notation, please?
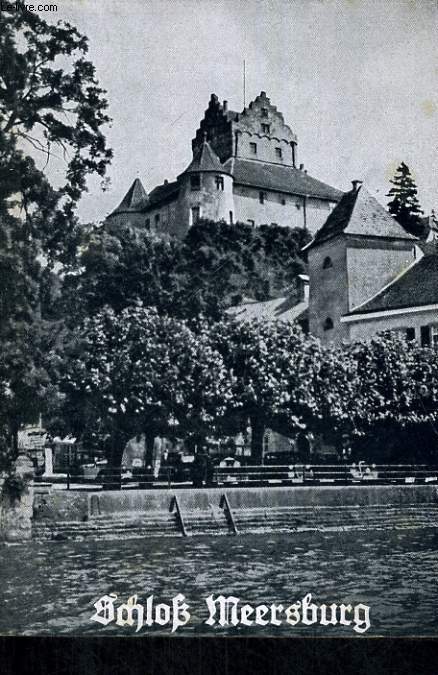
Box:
[1, 527, 438, 637]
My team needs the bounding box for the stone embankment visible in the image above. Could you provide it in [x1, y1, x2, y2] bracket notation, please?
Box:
[31, 484, 438, 542]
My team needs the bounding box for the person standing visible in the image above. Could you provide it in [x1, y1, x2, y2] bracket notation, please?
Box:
[152, 434, 164, 479]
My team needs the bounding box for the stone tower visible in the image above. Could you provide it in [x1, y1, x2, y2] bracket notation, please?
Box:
[177, 136, 234, 227]
[304, 181, 416, 344]
[192, 91, 298, 167]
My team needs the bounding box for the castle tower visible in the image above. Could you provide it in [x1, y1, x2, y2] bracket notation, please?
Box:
[192, 92, 298, 167]
[177, 135, 234, 227]
[106, 178, 149, 232]
[304, 181, 417, 344]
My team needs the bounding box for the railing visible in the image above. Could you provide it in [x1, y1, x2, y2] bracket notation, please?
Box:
[33, 463, 438, 491]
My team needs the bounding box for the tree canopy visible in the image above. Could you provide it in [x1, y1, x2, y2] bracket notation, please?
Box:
[0, 6, 112, 262]
[61, 219, 311, 323]
[387, 162, 426, 239]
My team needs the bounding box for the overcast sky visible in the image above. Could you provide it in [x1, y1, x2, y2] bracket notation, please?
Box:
[45, 0, 437, 222]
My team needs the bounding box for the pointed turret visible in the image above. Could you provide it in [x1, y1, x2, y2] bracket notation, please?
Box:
[106, 178, 150, 231]
[180, 136, 232, 177]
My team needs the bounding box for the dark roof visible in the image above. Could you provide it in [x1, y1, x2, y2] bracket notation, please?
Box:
[347, 249, 438, 316]
[108, 178, 148, 217]
[147, 180, 179, 208]
[226, 294, 308, 324]
[305, 185, 416, 250]
[223, 158, 342, 201]
[181, 140, 232, 176]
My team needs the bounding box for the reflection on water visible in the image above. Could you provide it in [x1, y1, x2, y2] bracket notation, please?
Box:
[1, 528, 438, 636]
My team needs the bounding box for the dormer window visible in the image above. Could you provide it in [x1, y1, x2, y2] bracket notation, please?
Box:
[261, 123, 270, 134]
[250, 142, 257, 155]
[215, 175, 224, 190]
[323, 317, 334, 331]
[323, 256, 333, 269]
[275, 147, 282, 159]
[261, 107, 268, 117]
[190, 174, 201, 191]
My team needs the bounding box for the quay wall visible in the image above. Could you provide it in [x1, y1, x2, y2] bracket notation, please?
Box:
[33, 484, 438, 522]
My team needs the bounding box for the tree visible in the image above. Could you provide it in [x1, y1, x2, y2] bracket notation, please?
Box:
[0, 5, 112, 263]
[209, 318, 323, 463]
[61, 220, 311, 325]
[51, 307, 232, 466]
[0, 7, 112, 470]
[323, 333, 438, 461]
[387, 163, 425, 238]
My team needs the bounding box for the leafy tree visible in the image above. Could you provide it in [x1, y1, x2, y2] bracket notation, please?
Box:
[387, 163, 425, 238]
[62, 220, 310, 324]
[0, 7, 112, 470]
[325, 333, 438, 461]
[209, 318, 323, 462]
[0, 5, 112, 262]
[51, 307, 233, 466]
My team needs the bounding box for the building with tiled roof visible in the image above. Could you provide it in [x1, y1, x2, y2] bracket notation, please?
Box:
[106, 91, 343, 237]
[305, 181, 438, 345]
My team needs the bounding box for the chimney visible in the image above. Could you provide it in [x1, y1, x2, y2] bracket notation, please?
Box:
[164, 179, 168, 185]
[351, 180, 363, 192]
[223, 100, 228, 111]
[299, 163, 304, 171]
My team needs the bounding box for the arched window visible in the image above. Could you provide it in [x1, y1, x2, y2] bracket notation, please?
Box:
[323, 256, 333, 269]
[323, 317, 334, 331]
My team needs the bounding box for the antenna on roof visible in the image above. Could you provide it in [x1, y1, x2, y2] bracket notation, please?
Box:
[243, 59, 246, 109]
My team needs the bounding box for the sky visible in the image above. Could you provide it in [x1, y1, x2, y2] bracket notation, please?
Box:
[40, 0, 437, 223]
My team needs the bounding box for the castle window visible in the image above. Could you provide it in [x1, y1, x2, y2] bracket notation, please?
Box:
[191, 206, 200, 225]
[154, 213, 160, 224]
[275, 147, 282, 159]
[215, 175, 224, 190]
[323, 317, 334, 331]
[421, 326, 431, 347]
[145, 218, 150, 230]
[259, 191, 265, 204]
[261, 123, 270, 134]
[247, 219, 255, 227]
[229, 211, 233, 224]
[261, 107, 268, 118]
[281, 198, 286, 206]
[406, 327, 416, 341]
[250, 142, 257, 155]
[190, 174, 201, 191]
[323, 256, 333, 269]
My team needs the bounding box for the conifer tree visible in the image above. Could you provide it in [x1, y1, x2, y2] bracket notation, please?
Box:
[387, 162, 425, 237]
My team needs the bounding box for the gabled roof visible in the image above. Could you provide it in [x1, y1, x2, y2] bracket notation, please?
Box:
[223, 158, 342, 201]
[346, 248, 438, 316]
[108, 178, 149, 217]
[147, 180, 179, 208]
[304, 184, 416, 250]
[226, 294, 308, 324]
[181, 139, 232, 176]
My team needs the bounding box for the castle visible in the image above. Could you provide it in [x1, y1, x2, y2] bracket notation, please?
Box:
[107, 91, 342, 237]
[107, 91, 438, 349]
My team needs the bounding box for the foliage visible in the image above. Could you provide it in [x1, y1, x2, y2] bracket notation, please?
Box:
[2, 473, 28, 504]
[387, 163, 426, 239]
[61, 220, 311, 323]
[0, 7, 112, 469]
[0, 5, 112, 262]
[50, 306, 233, 464]
[209, 318, 324, 461]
